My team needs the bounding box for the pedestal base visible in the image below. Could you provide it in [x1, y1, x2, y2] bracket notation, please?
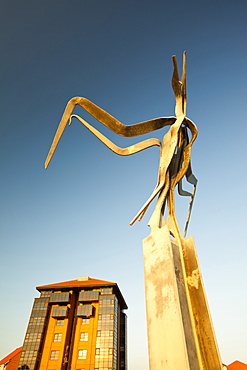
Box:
[143, 224, 222, 370]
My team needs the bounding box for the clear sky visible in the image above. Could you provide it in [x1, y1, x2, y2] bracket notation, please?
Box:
[0, 0, 246, 368]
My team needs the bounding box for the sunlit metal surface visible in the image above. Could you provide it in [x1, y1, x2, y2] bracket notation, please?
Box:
[45, 52, 197, 237]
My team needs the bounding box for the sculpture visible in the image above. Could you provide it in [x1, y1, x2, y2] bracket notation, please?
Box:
[45, 53, 223, 369]
[45, 52, 196, 237]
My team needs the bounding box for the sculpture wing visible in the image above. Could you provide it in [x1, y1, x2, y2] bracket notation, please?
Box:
[44, 96, 176, 169]
[70, 114, 161, 156]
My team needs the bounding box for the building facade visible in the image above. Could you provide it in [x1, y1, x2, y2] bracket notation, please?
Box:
[17, 277, 127, 370]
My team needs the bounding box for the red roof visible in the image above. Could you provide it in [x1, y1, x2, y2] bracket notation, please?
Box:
[37, 277, 116, 290]
[36, 277, 128, 309]
[228, 361, 247, 370]
[0, 347, 22, 365]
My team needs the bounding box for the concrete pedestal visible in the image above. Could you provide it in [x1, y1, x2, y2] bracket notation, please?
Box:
[143, 224, 222, 370]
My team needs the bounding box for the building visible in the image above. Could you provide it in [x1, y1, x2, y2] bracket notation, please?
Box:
[227, 361, 247, 370]
[0, 348, 22, 370]
[17, 277, 127, 370]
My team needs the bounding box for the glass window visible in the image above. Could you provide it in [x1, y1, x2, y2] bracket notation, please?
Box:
[79, 291, 99, 302]
[56, 319, 64, 326]
[28, 317, 45, 326]
[95, 349, 100, 355]
[77, 305, 93, 317]
[101, 288, 112, 294]
[50, 350, 59, 360]
[25, 333, 42, 342]
[80, 332, 88, 341]
[78, 350, 87, 360]
[50, 292, 70, 303]
[40, 290, 52, 297]
[52, 306, 68, 318]
[81, 319, 89, 325]
[53, 333, 62, 342]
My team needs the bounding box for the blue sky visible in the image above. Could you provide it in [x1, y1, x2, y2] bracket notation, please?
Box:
[0, 0, 247, 368]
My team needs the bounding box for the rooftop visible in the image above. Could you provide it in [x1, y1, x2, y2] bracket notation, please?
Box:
[36, 276, 127, 309]
[227, 361, 247, 370]
[0, 347, 22, 365]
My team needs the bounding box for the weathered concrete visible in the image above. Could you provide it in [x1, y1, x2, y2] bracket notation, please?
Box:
[182, 237, 223, 369]
[143, 224, 201, 370]
[143, 225, 223, 370]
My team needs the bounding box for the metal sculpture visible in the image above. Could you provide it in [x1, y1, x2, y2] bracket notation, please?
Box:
[45, 52, 196, 237]
[45, 53, 223, 370]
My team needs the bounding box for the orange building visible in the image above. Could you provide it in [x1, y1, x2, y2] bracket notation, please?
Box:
[17, 277, 127, 370]
[0, 347, 22, 370]
[227, 361, 247, 370]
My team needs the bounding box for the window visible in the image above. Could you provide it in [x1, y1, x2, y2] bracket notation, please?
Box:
[95, 348, 100, 355]
[40, 290, 52, 297]
[40, 292, 50, 298]
[25, 333, 41, 342]
[28, 317, 45, 326]
[56, 319, 64, 326]
[50, 292, 70, 303]
[101, 288, 112, 294]
[32, 300, 49, 310]
[80, 332, 88, 341]
[50, 350, 59, 360]
[81, 319, 89, 325]
[53, 333, 62, 342]
[52, 306, 68, 318]
[79, 291, 99, 302]
[77, 305, 93, 317]
[78, 350, 87, 360]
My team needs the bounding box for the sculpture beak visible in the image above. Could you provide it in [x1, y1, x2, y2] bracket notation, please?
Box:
[171, 51, 187, 116]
